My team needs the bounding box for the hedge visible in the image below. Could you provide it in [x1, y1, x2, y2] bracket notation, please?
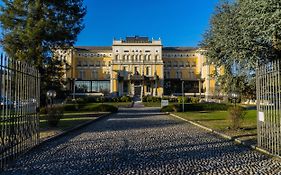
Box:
[161, 103, 231, 112]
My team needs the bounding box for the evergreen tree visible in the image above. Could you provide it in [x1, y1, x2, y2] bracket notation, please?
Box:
[0, 0, 86, 105]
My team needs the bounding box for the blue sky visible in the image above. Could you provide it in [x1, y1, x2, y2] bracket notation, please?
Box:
[0, 0, 219, 50]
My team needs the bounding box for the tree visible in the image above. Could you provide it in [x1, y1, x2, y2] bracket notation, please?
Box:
[201, 0, 281, 99]
[0, 0, 86, 105]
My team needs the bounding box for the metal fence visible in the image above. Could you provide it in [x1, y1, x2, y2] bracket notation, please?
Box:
[256, 59, 281, 157]
[0, 54, 40, 170]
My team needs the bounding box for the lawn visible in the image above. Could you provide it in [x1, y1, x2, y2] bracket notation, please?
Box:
[175, 110, 257, 144]
[40, 116, 98, 140]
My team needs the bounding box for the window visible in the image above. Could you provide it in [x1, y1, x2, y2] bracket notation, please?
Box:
[115, 55, 119, 61]
[92, 70, 98, 79]
[134, 66, 139, 75]
[146, 67, 150, 76]
[108, 61, 111, 66]
[96, 61, 101, 67]
[83, 61, 88, 67]
[146, 84, 151, 93]
[148, 55, 151, 61]
[77, 61, 82, 66]
[89, 62, 94, 66]
[155, 55, 158, 61]
[167, 61, 172, 67]
[123, 55, 126, 61]
[180, 62, 184, 67]
[173, 62, 178, 68]
[79, 70, 84, 79]
[192, 62, 196, 67]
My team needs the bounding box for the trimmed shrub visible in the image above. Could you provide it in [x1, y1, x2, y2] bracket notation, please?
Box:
[190, 97, 200, 104]
[46, 105, 64, 127]
[83, 104, 118, 113]
[120, 96, 132, 102]
[40, 107, 48, 114]
[183, 103, 230, 111]
[228, 106, 246, 130]
[177, 96, 189, 103]
[143, 96, 161, 102]
[64, 103, 79, 111]
[160, 105, 178, 112]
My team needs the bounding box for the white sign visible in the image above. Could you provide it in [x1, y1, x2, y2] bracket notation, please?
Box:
[161, 100, 169, 107]
[259, 111, 265, 122]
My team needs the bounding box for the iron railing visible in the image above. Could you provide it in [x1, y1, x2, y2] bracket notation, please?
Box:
[256, 59, 281, 157]
[0, 54, 40, 170]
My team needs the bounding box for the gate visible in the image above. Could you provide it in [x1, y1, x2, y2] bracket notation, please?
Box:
[256, 59, 281, 157]
[0, 54, 40, 170]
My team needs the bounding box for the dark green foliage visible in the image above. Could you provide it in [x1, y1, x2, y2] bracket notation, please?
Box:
[177, 96, 200, 104]
[162, 96, 178, 102]
[161, 103, 230, 112]
[201, 0, 281, 99]
[142, 96, 161, 102]
[0, 0, 86, 106]
[46, 105, 64, 127]
[160, 105, 178, 112]
[82, 104, 118, 113]
[228, 106, 246, 130]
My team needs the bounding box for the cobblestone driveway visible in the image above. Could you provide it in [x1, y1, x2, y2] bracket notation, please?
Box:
[2, 108, 281, 175]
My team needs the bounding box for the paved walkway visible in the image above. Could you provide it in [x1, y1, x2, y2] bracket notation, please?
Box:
[2, 107, 281, 175]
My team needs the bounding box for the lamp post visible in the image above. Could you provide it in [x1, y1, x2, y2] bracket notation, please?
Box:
[231, 92, 238, 107]
[47, 90, 57, 107]
[182, 79, 184, 112]
[73, 78, 77, 100]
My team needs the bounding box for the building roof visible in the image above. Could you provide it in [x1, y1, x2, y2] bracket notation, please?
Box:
[75, 46, 112, 51]
[163, 47, 198, 52]
[123, 36, 150, 43]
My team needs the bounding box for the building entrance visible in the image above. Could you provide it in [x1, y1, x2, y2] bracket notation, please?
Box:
[134, 86, 141, 97]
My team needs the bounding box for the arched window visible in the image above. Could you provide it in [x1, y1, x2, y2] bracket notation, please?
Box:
[148, 55, 151, 61]
[136, 55, 139, 62]
[115, 55, 119, 61]
[122, 55, 126, 61]
[155, 55, 158, 61]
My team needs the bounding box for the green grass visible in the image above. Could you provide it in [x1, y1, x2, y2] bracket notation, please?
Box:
[39, 117, 97, 139]
[175, 110, 257, 138]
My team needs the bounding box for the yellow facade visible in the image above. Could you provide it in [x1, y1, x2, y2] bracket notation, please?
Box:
[58, 36, 218, 99]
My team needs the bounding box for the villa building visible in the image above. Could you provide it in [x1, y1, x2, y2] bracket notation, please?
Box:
[56, 36, 219, 99]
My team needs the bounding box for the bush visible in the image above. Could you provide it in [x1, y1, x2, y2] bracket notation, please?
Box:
[40, 107, 48, 114]
[83, 104, 118, 113]
[46, 105, 64, 127]
[160, 105, 178, 112]
[120, 96, 132, 102]
[190, 97, 200, 104]
[228, 106, 246, 130]
[177, 96, 189, 103]
[142, 96, 161, 102]
[64, 103, 79, 111]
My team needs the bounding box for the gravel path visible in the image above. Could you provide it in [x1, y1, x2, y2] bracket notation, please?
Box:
[2, 107, 281, 175]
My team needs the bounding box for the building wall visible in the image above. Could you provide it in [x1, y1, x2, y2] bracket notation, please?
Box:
[56, 37, 219, 99]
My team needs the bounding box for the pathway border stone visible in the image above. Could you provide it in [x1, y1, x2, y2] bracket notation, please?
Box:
[169, 113, 281, 161]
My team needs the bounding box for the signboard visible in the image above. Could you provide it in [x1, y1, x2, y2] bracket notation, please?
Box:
[258, 111, 265, 122]
[161, 100, 169, 107]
